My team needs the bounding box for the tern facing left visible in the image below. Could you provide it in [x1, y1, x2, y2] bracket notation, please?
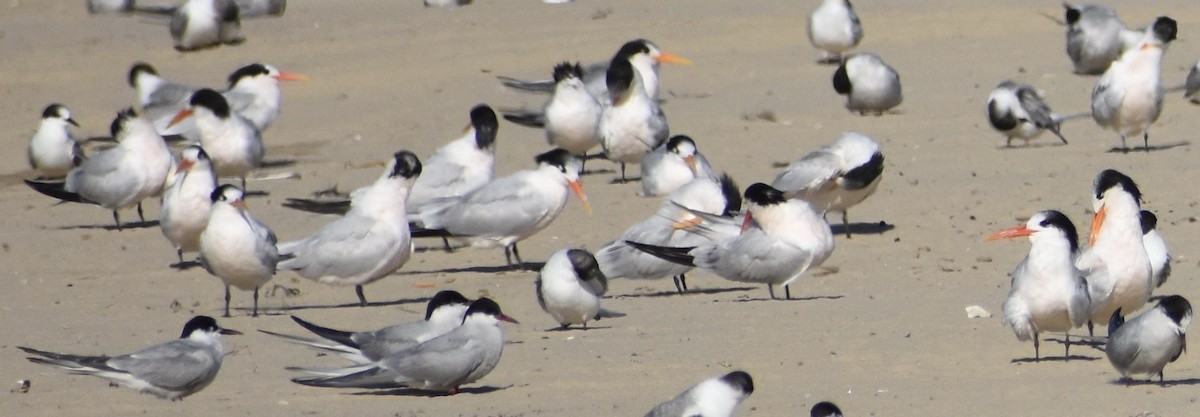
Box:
[200, 184, 280, 317]
[536, 248, 623, 330]
[640, 135, 714, 197]
[643, 371, 754, 417]
[987, 210, 1090, 361]
[1076, 169, 1152, 335]
[1091, 17, 1177, 153]
[160, 145, 217, 265]
[807, 0, 863, 63]
[19, 315, 240, 400]
[278, 151, 422, 307]
[771, 132, 884, 238]
[28, 104, 84, 179]
[169, 88, 264, 188]
[986, 80, 1069, 147]
[1106, 295, 1191, 383]
[833, 53, 902, 115]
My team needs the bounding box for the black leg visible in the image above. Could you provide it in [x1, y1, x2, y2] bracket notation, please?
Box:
[136, 202, 145, 222]
[503, 246, 514, 268]
[176, 248, 184, 264]
[680, 274, 688, 292]
[356, 285, 367, 307]
[112, 210, 122, 231]
[1064, 332, 1070, 361]
[1120, 135, 1128, 153]
[785, 284, 791, 300]
[842, 211, 851, 238]
[1143, 132, 1150, 153]
[1034, 334, 1040, 362]
[224, 285, 231, 318]
[620, 162, 627, 182]
[252, 286, 259, 317]
[512, 243, 523, 267]
[441, 237, 454, 252]
[1087, 321, 1094, 337]
[767, 285, 776, 300]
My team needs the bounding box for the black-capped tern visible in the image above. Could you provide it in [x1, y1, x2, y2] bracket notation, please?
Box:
[1076, 169, 1152, 335]
[536, 248, 624, 330]
[643, 370, 754, 417]
[1090, 17, 1177, 153]
[160, 145, 217, 265]
[832, 53, 902, 115]
[811, 401, 845, 417]
[168, 88, 264, 188]
[1064, 3, 1140, 75]
[1139, 210, 1171, 289]
[498, 39, 691, 101]
[199, 184, 280, 317]
[600, 57, 669, 183]
[27, 104, 84, 179]
[502, 62, 603, 156]
[1106, 295, 1191, 383]
[640, 135, 714, 197]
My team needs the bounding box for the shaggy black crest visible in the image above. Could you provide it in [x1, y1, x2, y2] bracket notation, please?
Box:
[552, 62, 584, 83]
[227, 63, 269, 88]
[744, 183, 786, 206]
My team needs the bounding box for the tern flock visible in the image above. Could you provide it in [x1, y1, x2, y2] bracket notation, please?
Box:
[12, 0, 1198, 414]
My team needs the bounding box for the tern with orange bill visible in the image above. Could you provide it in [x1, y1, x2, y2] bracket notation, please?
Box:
[1090, 16, 1176, 152]
[160, 145, 217, 265]
[498, 39, 692, 101]
[168, 88, 264, 188]
[639, 135, 714, 197]
[199, 184, 280, 317]
[1076, 169, 1152, 335]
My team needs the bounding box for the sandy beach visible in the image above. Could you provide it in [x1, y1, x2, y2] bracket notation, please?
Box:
[4, 0, 1200, 415]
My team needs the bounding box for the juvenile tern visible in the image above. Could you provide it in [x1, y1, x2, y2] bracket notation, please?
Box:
[536, 248, 623, 330]
[643, 371, 754, 417]
[771, 132, 884, 238]
[413, 149, 591, 269]
[25, 109, 172, 230]
[1076, 169, 1152, 335]
[160, 145, 217, 265]
[169, 88, 264, 188]
[832, 53, 902, 115]
[599, 57, 669, 182]
[987, 210, 1090, 361]
[1140, 210, 1171, 288]
[19, 316, 240, 400]
[986, 80, 1069, 147]
[278, 151, 422, 307]
[1106, 295, 1191, 383]
[199, 184, 280, 317]
[1090, 16, 1177, 152]
[1064, 3, 1140, 75]
[629, 183, 835, 300]
[290, 297, 518, 394]
[807, 0, 863, 63]
[261, 291, 471, 365]
[27, 104, 84, 179]
[639, 135, 714, 197]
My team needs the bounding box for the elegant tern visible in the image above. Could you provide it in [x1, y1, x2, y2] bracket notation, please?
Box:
[536, 248, 623, 330]
[639, 135, 714, 197]
[832, 53, 902, 115]
[1076, 169, 1152, 335]
[1090, 16, 1177, 152]
[643, 371, 754, 417]
[169, 88, 264, 188]
[160, 145, 217, 265]
[599, 57, 669, 183]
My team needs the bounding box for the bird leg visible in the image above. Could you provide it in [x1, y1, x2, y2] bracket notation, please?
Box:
[1143, 132, 1150, 153]
[1087, 320, 1094, 337]
[785, 285, 792, 300]
[176, 248, 184, 264]
[1063, 332, 1070, 361]
[137, 202, 145, 222]
[441, 237, 454, 252]
[224, 285, 232, 318]
[767, 285, 776, 300]
[672, 274, 687, 294]
[842, 211, 852, 238]
[356, 285, 367, 307]
[252, 286, 260, 317]
[112, 210, 122, 231]
[1119, 135, 1129, 154]
[1034, 334, 1040, 362]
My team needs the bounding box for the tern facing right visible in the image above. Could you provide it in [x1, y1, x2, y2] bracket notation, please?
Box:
[19, 316, 240, 400]
[160, 145, 217, 265]
[986, 80, 1069, 147]
[28, 104, 84, 179]
[536, 248, 623, 330]
[199, 184, 280, 317]
[1106, 295, 1191, 383]
[640, 135, 714, 197]
[290, 298, 518, 394]
[1064, 3, 1139, 75]
[771, 132, 884, 238]
[1140, 210, 1171, 288]
[807, 0, 863, 63]
[599, 56, 670, 183]
[987, 210, 1090, 361]
[278, 151, 422, 307]
[1090, 16, 1177, 153]
[832, 53, 902, 115]
[1076, 169, 1152, 335]
[643, 370, 754, 417]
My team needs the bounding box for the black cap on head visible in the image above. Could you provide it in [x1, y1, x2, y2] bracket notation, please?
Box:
[534, 148, 573, 170]
[1159, 295, 1192, 326]
[1038, 210, 1079, 254]
[1064, 4, 1081, 26]
[744, 183, 786, 206]
[1139, 210, 1158, 234]
[128, 62, 157, 87]
[190, 89, 232, 119]
[470, 104, 499, 150]
[181, 315, 221, 338]
[811, 401, 843, 417]
[110, 108, 138, 138]
[606, 58, 636, 101]
[720, 371, 754, 395]
[1152, 16, 1178, 43]
[227, 63, 270, 88]
[42, 104, 67, 119]
[389, 150, 422, 179]
[552, 62, 584, 83]
[464, 297, 513, 324]
[425, 290, 470, 320]
[210, 184, 241, 203]
[1094, 169, 1141, 204]
[613, 39, 652, 61]
[666, 135, 695, 153]
[842, 152, 884, 190]
[719, 173, 743, 216]
[832, 62, 852, 95]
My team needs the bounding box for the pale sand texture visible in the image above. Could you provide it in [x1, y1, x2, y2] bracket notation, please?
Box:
[4, 0, 1200, 415]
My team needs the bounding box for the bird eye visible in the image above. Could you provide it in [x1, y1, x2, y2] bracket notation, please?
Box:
[1039, 220, 1049, 227]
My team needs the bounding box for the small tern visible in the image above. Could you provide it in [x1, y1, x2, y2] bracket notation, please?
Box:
[832, 53, 902, 115]
[811, 401, 845, 417]
[278, 151, 422, 307]
[1064, 3, 1140, 75]
[771, 132, 884, 238]
[1139, 210, 1171, 289]
[160, 145, 217, 265]
[1106, 295, 1191, 384]
[536, 248, 624, 330]
[599, 57, 669, 183]
[639, 135, 714, 197]
[199, 184, 280, 317]
[27, 103, 84, 179]
[807, 0, 863, 63]
[1184, 57, 1200, 103]
[502, 62, 603, 156]
[1090, 16, 1177, 153]
[19, 316, 240, 400]
[1076, 169, 1152, 335]
[643, 371, 754, 417]
[169, 88, 264, 188]
[986, 80, 1069, 147]
[290, 297, 518, 395]
[169, 0, 244, 51]
[987, 210, 1090, 361]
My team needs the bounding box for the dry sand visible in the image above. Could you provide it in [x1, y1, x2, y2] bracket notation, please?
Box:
[3, 0, 1200, 415]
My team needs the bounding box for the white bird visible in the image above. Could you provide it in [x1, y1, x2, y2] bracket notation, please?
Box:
[1076, 169, 1152, 335]
[807, 0, 863, 63]
[259, 290, 471, 365]
[28, 103, 84, 179]
[1064, 3, 1140, 75]
[536, 248, 623, 330]
[811, 401, 845, 417]
[597, 174, 741, 294]
[19, 316, 240, 400]
[414, 148, 592, 269]
[600, 57, 669, 183]
[199, 184, 279, 317]
[502, 62, 603, 157]
[160, 145, 217, 265]
[498, 39, 691, 102]
[629, 183, 835, 300]
[169, 88, 264, 188]
[643, 371, 754, 417]
[832, 53, 902, 115]
[1091, 16, 1177, 153]
[771, 132, 884, 238]
[987, 210, 1090, 361]
[278, 151, 422, 307]
[640, 135, 714, 197]
[87, 0, 133, 13]
[169, 0, 243, 51]
[986, 80, 1069, 147]
[1106, 295, 1191, 383]
[1140, 210, 1171, 289]
[290, 297, 518, 394]
[24, 109, 173, 230]
[129, 0, 285, 18]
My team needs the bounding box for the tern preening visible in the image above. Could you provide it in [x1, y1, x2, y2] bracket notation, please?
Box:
[807, 0, 863, 63]
[771, 132, 884, 238]
[832, 53, 902, 115]
[536, 248, 624, 330]
[986, 80, 1069, 147]
[1064, 3, 1140, 75]
[643, 371, 754, 417]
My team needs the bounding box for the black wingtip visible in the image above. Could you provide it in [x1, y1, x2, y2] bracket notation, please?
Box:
[290, 316, 359, 349]
[282, 198, 352, 215]
[625, 241, 696, 266]
[410, 224, 454, 238]
[24, 179, 93, 204]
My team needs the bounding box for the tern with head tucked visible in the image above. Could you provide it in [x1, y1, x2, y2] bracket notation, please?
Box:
[1139, 210, 1171, 289]
[986, 80, 1069, 147]
[200, 184, 280, 317]
[1091, 16, 1177, 153]
[27, 104, 84, 179]
[600, 56, 669, 183]
[290, 297, 517, 395]
[536, 248, 624, 330]
[1106, 295, 1191, 383]
[1064, 3, 1140, 75]
[160, 145, 217, 265]
[807, 0, 863, 64]
[832, 53, 901, 115]
[771, 132, 884, 238]
[644, 371, 754, 417]
[169, 0, 243, 51]
[629, 183, 835, 300]
[169, 88, 264, 188]
[499, 39, 691, 102]
[640, 135, 714, 197]
[987, 210, 1090, 361]
[413, 149, 591, 269]
[25, 109, 172, 230]
[19, 316, 240, 400]
[260, 290, 471, 365]
[278, 151, 422, 307]
[1076, 169, 1152, 335]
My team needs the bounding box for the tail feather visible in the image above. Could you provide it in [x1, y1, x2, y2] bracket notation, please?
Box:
[501, 110, 546, 128]
[290, 365, 400, 389]
[282, 198, 351, 215]
[24, 180, 94, 204]
[625, 241, 697, 267]
[496, 76, 555, 93]
[410, 224, 454, 239]
[20, 346, 116, 373]
[289, 316, 359, 349]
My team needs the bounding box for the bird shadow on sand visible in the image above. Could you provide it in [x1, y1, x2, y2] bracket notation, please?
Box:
[609, 176, 642, 184]
[615, 286, 757, 299]
[1110, 378, 1200, 387]
[1010, 355, 1100, 363]
[1044, 336, 1106, 351]
[260, 158, 298, 169]
[580, 168, 616, 176]
[544, 325, 614, 332]
[272, 295, 434, 312]
[1105, 141, 1189, 153]
[400, 262, 546, 275]
[830, 221, 894, 236]
[994, 142, 1069, 150]
[169, 260, 203, 270]
[57, 220, 160, 231]
[729, 294, 845, 303]
[348, 385, 509, 397]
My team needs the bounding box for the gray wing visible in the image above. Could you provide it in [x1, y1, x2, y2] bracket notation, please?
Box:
[110, 340, 218, 391]
[1016, 86, 1057, 129]
[245, 212, 281, 270]
[67, 147, 138, 204]
[770, 150, 840, 198]
[234, 0, 286, 17]
[698, 229, 815, 284]
[409, 162, 469, 208]
[279, 214, 402, 279]
[1068, 269, 1092, 328]
[643, 388, 695, 417]
[1091, 75, 1122, 126]
[169, 10, 187, 41]
[222, 89, 256, 115]
[383, 331, 483, 386]
[438, 176, 555, 236]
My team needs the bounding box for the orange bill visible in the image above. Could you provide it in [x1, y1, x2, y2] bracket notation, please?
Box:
[569, 180, 592, 215]
[167, 109, 194, 128]
[656, 52, 694, 66]
[232, 199, 247, 210]
[275, 71, 310, 82]
[177, 158, 195, 172]
[985, 225, 1032, 241]
[740, 212, 754, 235]
[684, 155, 698, 175]
[671, 214, 703, 230]
[1089, 204, 1106, 246]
